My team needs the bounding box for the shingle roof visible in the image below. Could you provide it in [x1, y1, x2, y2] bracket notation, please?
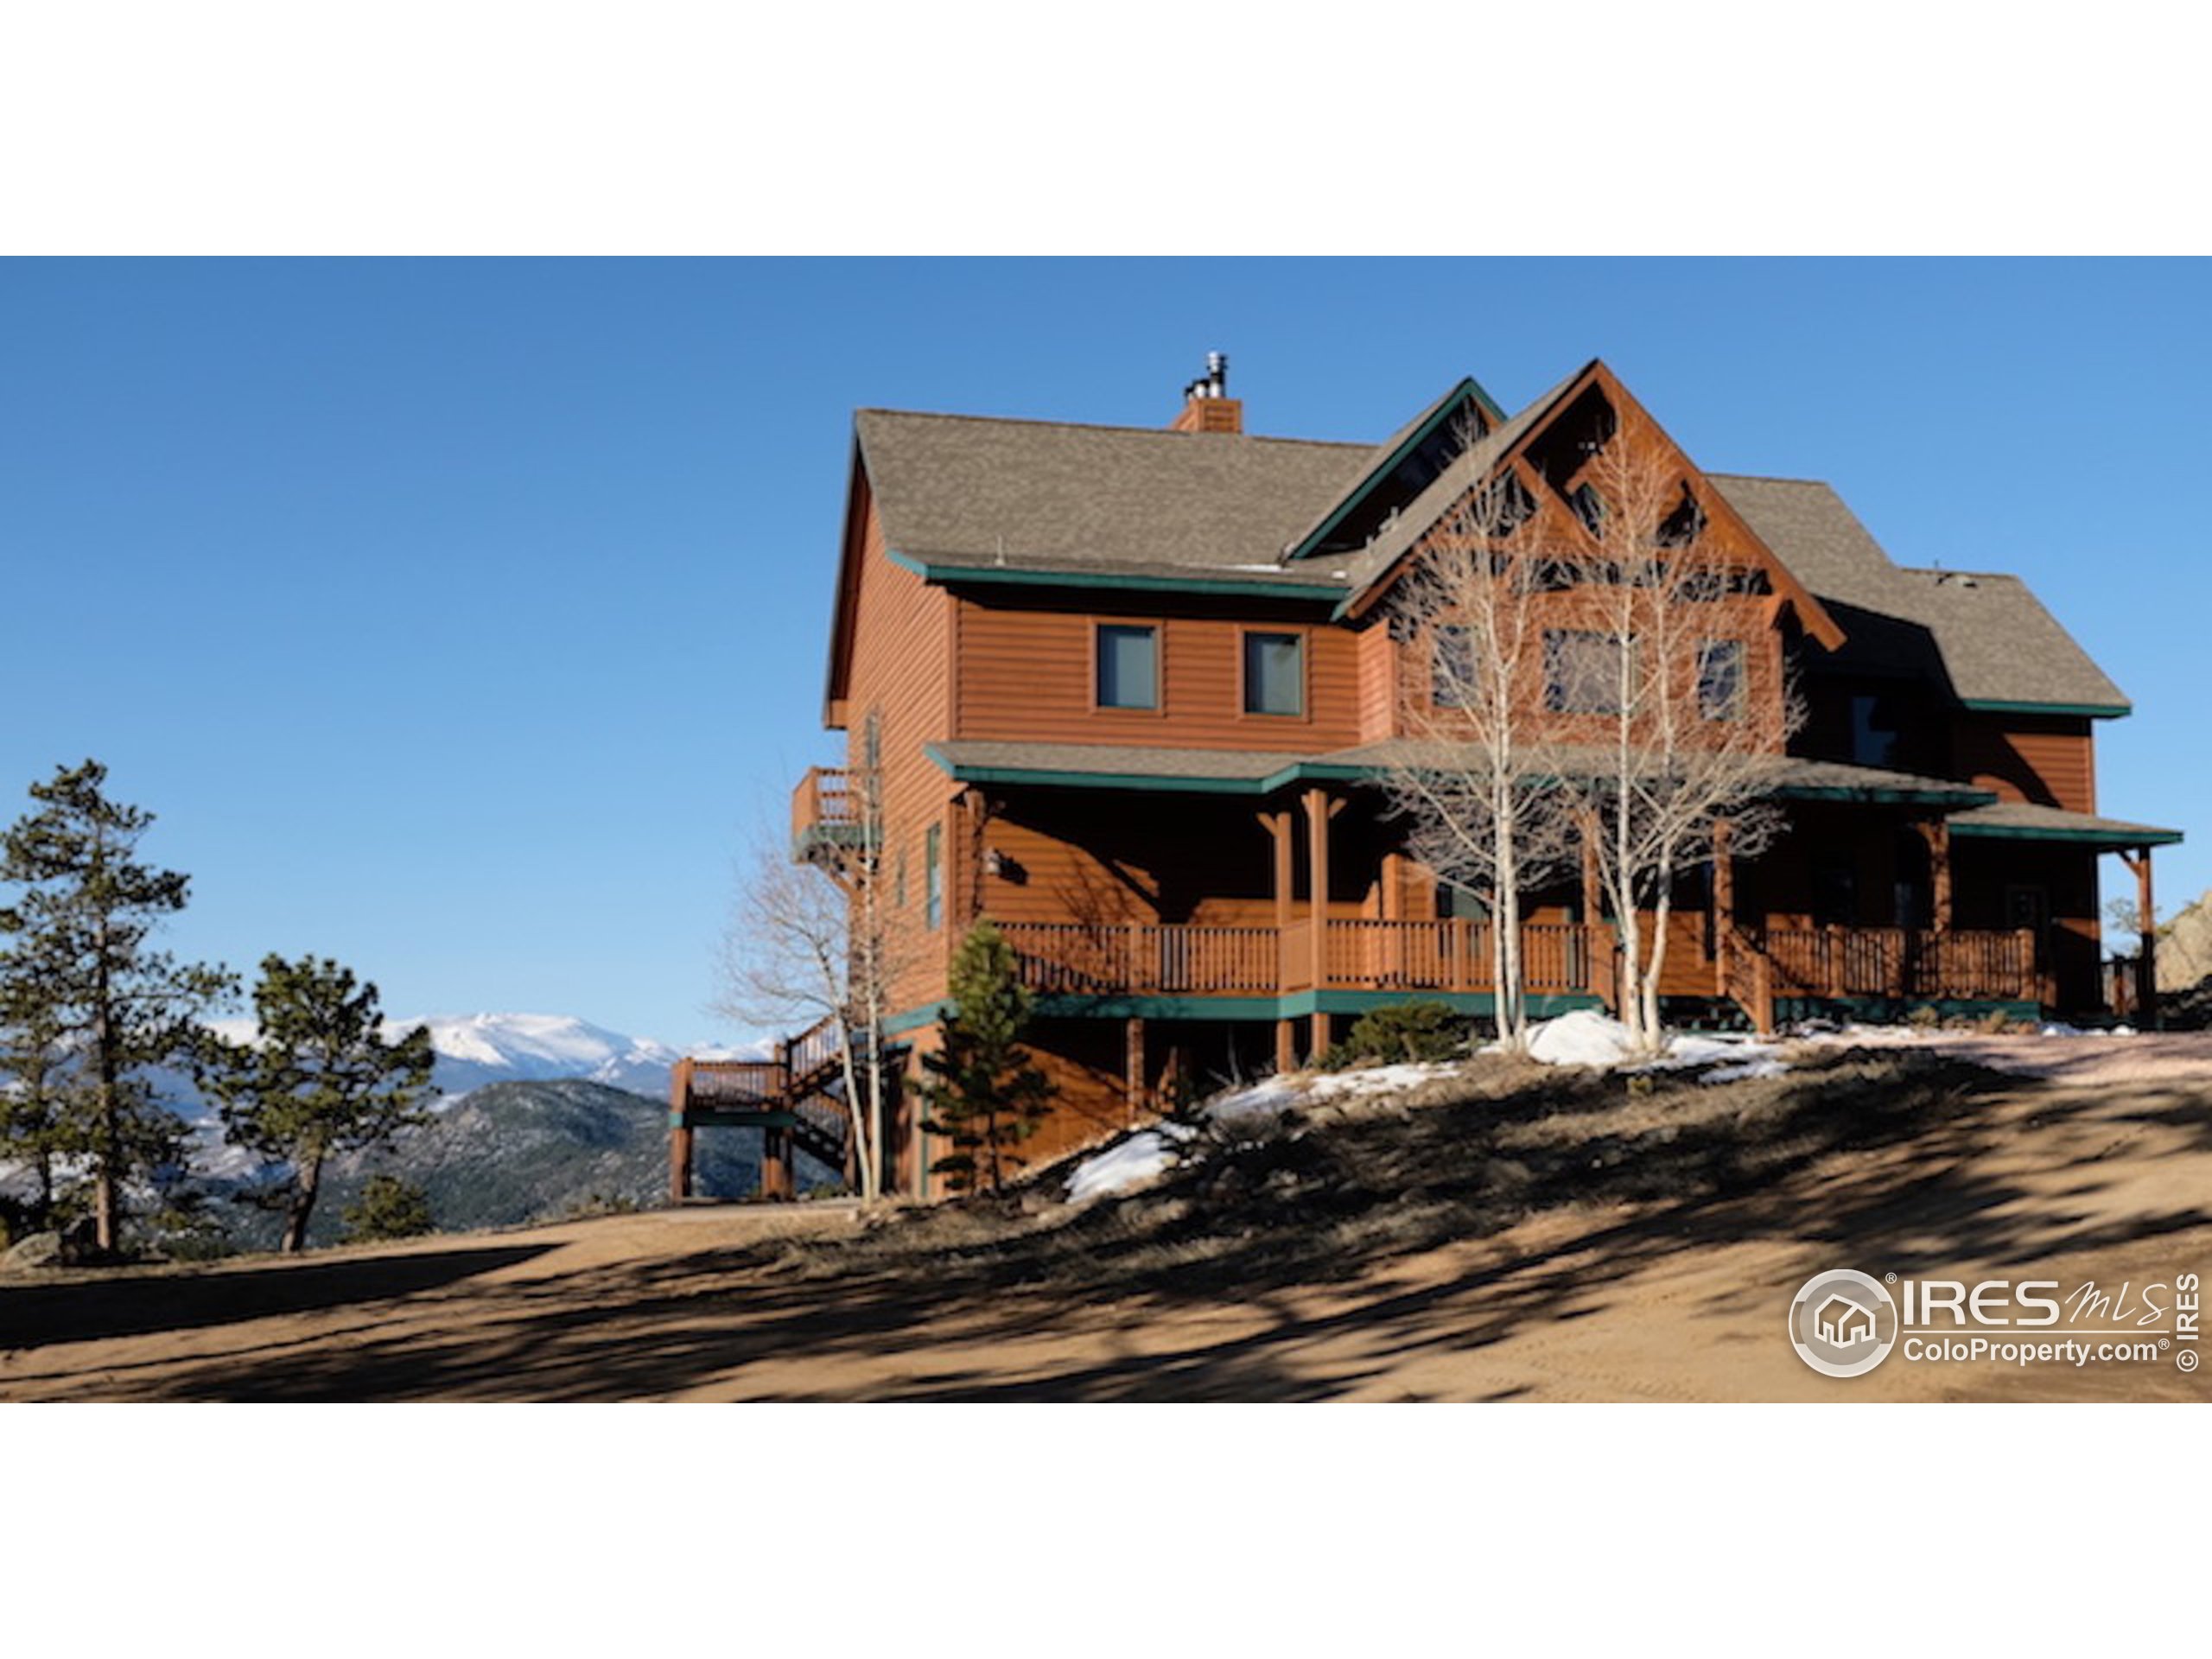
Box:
[928, 737, 1994, 804]
[1710, 474, 2129, 713]
[1947, 801, 2182, 846]
[855, 410, 1371, 585]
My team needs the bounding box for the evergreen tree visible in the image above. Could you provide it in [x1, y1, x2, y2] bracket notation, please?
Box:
[198, 954, 436, 1252]
[0, 975, 70, 1232]
[340, 1173, 435, 1243]
[0, 761, 232, 1254]
[918, 922, 1052, 1195]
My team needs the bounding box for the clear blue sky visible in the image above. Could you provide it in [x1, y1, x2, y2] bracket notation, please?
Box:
[1, 258, 2202, 1045]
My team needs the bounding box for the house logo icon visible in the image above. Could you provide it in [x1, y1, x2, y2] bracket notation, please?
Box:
[1789, 1269, 1899, 1378]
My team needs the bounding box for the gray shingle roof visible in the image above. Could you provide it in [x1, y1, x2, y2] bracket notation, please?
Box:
[1710, 474, 2128, 712]
[1947, 801, 2181, 845]
[855, 410, 1370, 585]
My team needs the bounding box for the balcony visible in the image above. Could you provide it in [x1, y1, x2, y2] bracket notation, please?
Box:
[991, 918, 2043, 1009]
[790, 766, 868, 863]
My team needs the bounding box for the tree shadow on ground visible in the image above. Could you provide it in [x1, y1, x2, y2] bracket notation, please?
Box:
[0, 1243, 552, 1351]
[25, 1048, 2212, 1402]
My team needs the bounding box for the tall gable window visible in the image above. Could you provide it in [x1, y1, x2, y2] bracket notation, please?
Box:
[1431, 625, 1477, 709]
[1243, 631, 1304, 717]
[1544, 629, 1630, 715]
[1697, 639, 1745, 720]
[1095, 623, 1159, 710]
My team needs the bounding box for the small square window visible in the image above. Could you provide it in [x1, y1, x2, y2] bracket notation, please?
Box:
[1697, 639, 1745, 720]
[924, 824, 942, 931]
[1243, 631, 1304, 717]
[1095, 623, 1159, 710]
[1544, 629, 1630, 715]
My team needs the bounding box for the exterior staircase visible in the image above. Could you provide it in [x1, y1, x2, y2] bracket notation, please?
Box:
[668, 1015, 859, 1200]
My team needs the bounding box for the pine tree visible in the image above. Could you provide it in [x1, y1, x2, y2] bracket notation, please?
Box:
[0, 761, 232, 1254]
[917, 922, 1052, 1195]
[198, 954, 436, 1253]
[0, 974, 70, 1232]
[340, 1173, 435, 1243]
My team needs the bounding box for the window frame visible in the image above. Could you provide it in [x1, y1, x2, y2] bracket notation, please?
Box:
[924, 823, 942, 931]
[1430, 623, 1478, 711]
[1695, 638, 1747, 721]
[1090, 618, 1164, 715]
[1543, 627, 1633, 716]
[1238, 625, 1309, 721]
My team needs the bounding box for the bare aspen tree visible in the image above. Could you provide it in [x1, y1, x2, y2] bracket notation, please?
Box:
[716, 715, 909, 1200]
[1558, 435, 1801, 1054]
[1380, 461, 1574, 1052]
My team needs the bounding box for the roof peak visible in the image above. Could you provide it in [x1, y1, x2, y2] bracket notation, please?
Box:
[855, 406, 1369, 453]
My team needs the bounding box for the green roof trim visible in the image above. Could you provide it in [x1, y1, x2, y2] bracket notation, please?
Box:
[1959, 698, 2133, 720]
[925, 745, 1381, 798]
[1284, 377, 1503, 563]
[1776, 783, 1999, 807]
[887, 548, 1341, 604]
[1951, 822, 2183, 848]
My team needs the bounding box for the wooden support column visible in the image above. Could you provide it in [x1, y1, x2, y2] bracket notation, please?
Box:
[1711, 817, 1734, 995]
[762, 1127, 794, 1201]
[667, 1058, 695, 1203]
[2121, 846, 2158, 1030]
[1274, 1019, 1296, 1074]
[1926, 821, 1953, 934]
[1304, 788, 1345, 991]
[668, 1123, 694, 1204]
[1124, 1017, 1147, 1124]
[1311, 1011, 1336, 1059]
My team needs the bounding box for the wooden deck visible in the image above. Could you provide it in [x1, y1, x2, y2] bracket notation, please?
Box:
[992, 917, 2042, 1009]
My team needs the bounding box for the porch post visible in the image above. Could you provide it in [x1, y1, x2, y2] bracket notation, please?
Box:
[1304, 788, 1342, 990]
[668, 1123, 694, 1204]
[2127, 845, 2158, 1030]
[1926, 821, 1953, 933]
[1124, 1016, 1146, 1123]
[1711, 817, 1734, 995]
[1275, 1019, 1296, 1074]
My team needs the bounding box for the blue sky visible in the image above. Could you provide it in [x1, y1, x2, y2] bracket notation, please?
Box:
[0, 258, 2203, 1045]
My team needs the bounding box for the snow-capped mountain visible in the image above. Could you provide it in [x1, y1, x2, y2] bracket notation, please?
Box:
[202, 1012, 694, 1103]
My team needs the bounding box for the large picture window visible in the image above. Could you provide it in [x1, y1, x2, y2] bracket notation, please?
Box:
[1095, 623, 1159, 710]
[1243, 631, 1304, 717]
[1544, 629, 1630, 715]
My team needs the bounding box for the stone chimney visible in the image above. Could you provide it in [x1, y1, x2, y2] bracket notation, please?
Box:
[1169, 350, 1242, 434]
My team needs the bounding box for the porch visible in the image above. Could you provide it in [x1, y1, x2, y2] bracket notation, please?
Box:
[991, 915, 2044, 1020]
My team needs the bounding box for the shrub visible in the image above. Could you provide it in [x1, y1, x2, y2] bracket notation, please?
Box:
[1323, 1001, 1469, 1071]
[340, 1174, 435, 1243]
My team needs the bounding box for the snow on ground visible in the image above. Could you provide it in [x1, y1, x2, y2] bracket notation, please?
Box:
[1524, 1009, 1784, 1077]
[1064, 1124, 1193, 1204]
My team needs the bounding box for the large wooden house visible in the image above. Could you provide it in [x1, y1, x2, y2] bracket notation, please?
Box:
[673, 356, 2180, 1201]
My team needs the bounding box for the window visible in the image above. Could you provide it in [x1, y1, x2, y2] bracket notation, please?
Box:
[1431, 625, 1477, 709]
[1095, 623, 1159, 710]
[1544, 629, 1630, 714]
[1850, 694, 1899, 767]
[1243, 631, 1304, 717]
[924, 824, 942, 931]
[1697, 639, 1745, 720]
[894, 848, 908, 909]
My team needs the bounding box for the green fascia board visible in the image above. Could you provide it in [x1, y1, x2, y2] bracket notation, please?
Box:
[925, 744, 1377, 798]
[1777, 783, 1999, 807]
[883, 1000, 955, 1037]
[887, 548, 1343, 605]
[1952, 822, 2183, 848]
[1959, 698, 2133, 720]
[1285, 378, 1503, 564]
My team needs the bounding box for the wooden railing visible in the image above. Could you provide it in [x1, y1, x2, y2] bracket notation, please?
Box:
[994, 917, 2041, 1006]
[1745, 926, 2038, 1002]
[790, 766, 860, 854]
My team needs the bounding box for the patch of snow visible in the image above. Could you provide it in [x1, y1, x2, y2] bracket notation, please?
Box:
[1700, 1057, 1789, 1085]
[1303, 1061, 1460, 1100]
[1202, 1080, 1301, 1124]
[1065, 1124, 1194, 1203]
[1527, 1010, 1782, 1075]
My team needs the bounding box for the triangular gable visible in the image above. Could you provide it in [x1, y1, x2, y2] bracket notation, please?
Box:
[1281, 375, 1509, 563]
[822, 435, 872, 729]
[1335, 360, 1847, 652]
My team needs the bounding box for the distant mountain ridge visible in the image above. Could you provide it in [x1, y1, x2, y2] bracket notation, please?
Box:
[202, 1011, 706, 1104]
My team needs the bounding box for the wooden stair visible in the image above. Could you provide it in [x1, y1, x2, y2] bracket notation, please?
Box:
[668, 1015, 860, 1200]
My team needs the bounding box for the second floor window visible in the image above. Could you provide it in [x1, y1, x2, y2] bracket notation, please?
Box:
[1544, 629, 1630, 715]
[1432, 625, 1477, 709]
[1697, 639, 1745, 720]
[1095, 623, 1159, 710]
[1243, 631, 1304, 717]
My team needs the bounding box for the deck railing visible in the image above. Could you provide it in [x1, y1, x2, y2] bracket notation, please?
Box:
[790, 766, 861, 856]
[992, 918, 2041, 1006]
